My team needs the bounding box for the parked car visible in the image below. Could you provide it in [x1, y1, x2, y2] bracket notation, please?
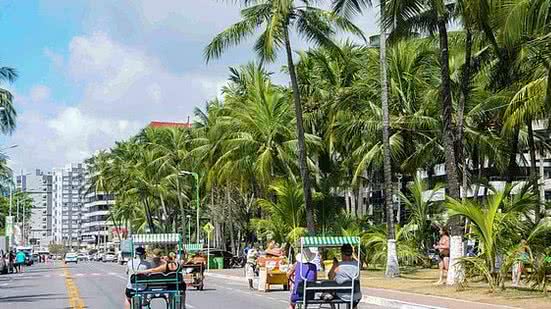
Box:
[93, 253, 104, 262]
[77, 253, 89, 261]
[64, 253, 78, 264]
[102, 252, 116, 262]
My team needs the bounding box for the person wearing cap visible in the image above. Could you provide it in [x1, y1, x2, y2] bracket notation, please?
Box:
[328, 244, 362, 308]
[124, 247, 151, 309]
[287, 248, 317, 309]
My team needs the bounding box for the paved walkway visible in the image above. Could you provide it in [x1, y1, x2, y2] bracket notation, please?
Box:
[208, 268, 522, 309]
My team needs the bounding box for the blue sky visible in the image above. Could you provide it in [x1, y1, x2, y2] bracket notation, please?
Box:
[0, 0, 377, 172]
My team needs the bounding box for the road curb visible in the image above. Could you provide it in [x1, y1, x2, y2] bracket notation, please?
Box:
[361, 295, 445, 309]
[206, 272, 441, 309]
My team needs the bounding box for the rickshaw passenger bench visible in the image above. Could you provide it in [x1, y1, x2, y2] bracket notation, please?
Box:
[131, 272, 186, 291]
[295, 279, 360, 309]
[130, 272, 186, 308]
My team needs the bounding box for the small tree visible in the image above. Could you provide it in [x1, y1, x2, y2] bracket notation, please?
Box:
[49, 243, 67, 256]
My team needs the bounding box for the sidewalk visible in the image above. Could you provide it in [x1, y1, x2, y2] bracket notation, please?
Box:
[206, 269, 522, 309]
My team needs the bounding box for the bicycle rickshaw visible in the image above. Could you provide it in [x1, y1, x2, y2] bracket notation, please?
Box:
[129, 233, 186, 309]
[182, 243, 205, 290]
[295, 236, 361, 309]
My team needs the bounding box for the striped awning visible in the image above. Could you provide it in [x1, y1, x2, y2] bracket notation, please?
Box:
[185, 243, 203, 252]
[131, 233, 182, 245]
[301, 236, 360, 247]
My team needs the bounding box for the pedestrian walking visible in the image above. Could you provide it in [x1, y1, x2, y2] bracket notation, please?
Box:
[245, 246, 258, 290]
[15, 250, 26, 273]
[512, 240, 529, 287]
[434, 227, 450, 285]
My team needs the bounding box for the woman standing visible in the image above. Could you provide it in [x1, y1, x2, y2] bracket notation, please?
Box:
[434, 227, 450, 285]
[245, 246, 258, 289]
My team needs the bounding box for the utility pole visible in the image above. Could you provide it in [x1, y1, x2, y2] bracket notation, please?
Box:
[181, 171, 200, 243]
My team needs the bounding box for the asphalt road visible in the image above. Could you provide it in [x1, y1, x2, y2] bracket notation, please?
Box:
[0, 261, 385, 309]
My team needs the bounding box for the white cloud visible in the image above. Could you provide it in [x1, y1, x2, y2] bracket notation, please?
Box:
[7, 32, 225, 171]
[8, 1, 379, 172]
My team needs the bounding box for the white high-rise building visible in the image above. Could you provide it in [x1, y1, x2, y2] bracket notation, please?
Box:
[81, 170, 116, 249]
[52, 163, 85, 248]
[16, 169, 53, 250]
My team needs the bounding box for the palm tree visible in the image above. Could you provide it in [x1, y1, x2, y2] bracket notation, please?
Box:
[446, 185, 536, 290]
[400, 178, 444, 251]
[147, 127, 192, 235]
[205, 0, 364, 234]
[255, 180, 307, 244]
[333, 0, 442, 278]
[0, 65, 17, 134]
[499, 1, 551, 223]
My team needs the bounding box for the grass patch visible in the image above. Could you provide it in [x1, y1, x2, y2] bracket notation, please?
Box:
[360, 268, 551, 309]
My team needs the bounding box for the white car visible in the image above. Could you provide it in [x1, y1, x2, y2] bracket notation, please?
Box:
[102, 252, 116, 262]
[64, 253, 78, 264]
[77, 253, 89, 261]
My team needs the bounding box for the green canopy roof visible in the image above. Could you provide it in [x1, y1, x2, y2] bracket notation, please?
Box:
[185, 243, 203, 252]
[301, 236, 360, 247]
[131, 233, 182, 245]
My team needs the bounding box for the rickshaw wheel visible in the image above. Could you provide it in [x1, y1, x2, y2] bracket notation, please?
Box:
[174, 293, 186, 309]
[196, 282, 204, 291]
[130, 295, 142, 309]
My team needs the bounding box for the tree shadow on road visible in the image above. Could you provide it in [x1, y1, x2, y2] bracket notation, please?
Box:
[0, 293, 67, 303]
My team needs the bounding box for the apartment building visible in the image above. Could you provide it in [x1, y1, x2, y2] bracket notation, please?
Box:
[52, 163, 85, 248]
[15, 169, 53, 250]
[80, 171, 116, 249]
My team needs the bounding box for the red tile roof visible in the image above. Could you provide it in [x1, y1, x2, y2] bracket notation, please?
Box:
[148, 121, 192, 128]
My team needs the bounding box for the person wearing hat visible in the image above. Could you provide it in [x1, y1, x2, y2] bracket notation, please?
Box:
[124, 247, 151, 309]
[287, 248, 317, 309]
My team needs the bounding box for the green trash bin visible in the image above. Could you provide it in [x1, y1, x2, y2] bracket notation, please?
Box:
[212, 257, 224, 269]
[207, 256, 217, 269]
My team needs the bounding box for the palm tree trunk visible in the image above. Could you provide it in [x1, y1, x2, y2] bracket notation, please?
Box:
[143, 197, 156, 233]
[380, 0, 399, 278]
[283, 28, 315, 234]
[227, 188, 236, 254]
[437, 17, 463, 286]
[457, 29, 473, 201]
[506, 128, 520, 185]
[527, 118, 541, 223]
[437, 19, 461, 199]
[456, 29, 471, 157]
[159, 193, 169, 232]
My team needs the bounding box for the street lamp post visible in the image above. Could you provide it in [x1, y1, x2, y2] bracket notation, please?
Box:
[180, 171, 200, 244]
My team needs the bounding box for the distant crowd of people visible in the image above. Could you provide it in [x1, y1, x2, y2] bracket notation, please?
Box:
[0, 249, 27, 274]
